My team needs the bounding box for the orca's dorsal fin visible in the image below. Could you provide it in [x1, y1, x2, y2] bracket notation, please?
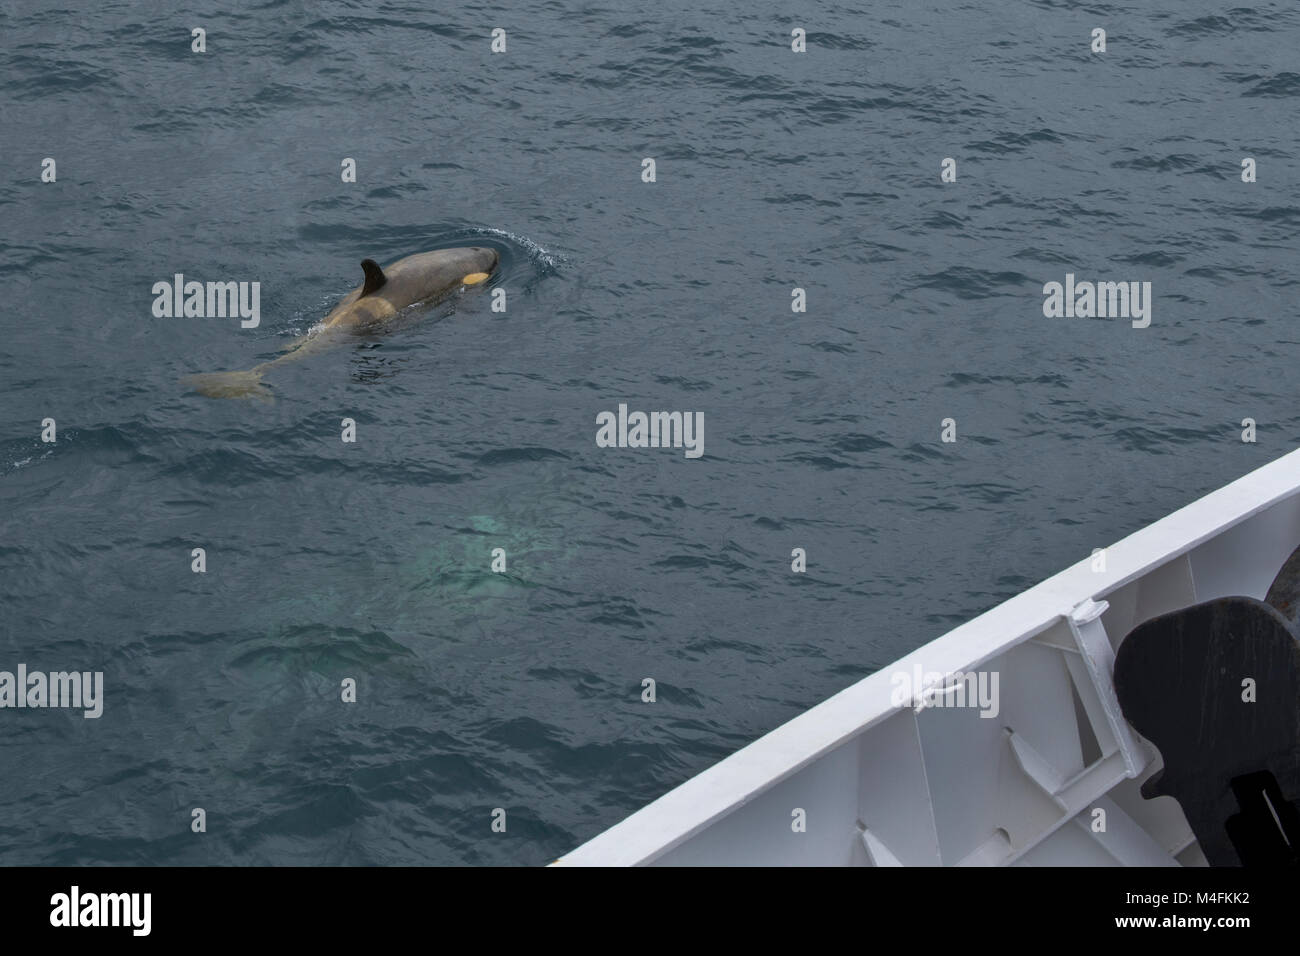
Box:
[360, 259, 387, 297]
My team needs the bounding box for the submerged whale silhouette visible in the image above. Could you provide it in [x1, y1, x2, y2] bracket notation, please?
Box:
[182, 246, 499, 400]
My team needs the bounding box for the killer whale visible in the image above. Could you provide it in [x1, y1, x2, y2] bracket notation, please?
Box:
[182, 246, 498, 400]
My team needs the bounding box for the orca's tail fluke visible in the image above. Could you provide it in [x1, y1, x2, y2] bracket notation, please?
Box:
[181, 366, 273, 402]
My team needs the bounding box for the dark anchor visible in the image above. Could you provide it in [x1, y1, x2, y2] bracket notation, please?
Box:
[1113, 546, 1300, 867]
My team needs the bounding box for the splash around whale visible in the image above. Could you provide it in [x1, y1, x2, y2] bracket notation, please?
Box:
[181, 246, 499, 400]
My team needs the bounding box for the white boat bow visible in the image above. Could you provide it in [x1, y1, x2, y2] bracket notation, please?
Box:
[556, 448, 1300, 866]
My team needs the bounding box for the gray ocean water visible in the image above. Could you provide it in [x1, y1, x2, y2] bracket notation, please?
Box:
[1, 0, 1298, 865]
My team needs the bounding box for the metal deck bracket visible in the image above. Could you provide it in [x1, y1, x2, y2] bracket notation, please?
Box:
[1072, 795, 1180, 866]
[1066, 598, 1144, 777]
[859, 826, 904, 866]
[1006, 729, 1131, 815]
